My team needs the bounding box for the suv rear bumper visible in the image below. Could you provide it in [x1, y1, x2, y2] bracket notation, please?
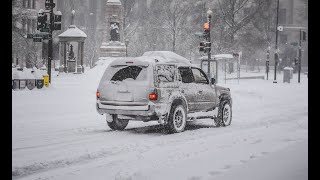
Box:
[96, 100, 157, 117]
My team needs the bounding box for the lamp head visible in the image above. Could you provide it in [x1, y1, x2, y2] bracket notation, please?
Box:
[207, 8, 213, 18]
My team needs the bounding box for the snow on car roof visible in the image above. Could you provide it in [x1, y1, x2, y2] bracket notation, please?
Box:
[142, 51, 191, 64]
[199, 54, 234, 61]
[109, 51, 191, 67]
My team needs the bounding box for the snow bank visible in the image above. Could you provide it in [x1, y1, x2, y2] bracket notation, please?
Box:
[12, 68, 47, 80]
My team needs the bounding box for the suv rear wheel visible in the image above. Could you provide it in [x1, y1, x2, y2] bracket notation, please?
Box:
[165, 104, 187, 133]
[107, 114, 129, 130]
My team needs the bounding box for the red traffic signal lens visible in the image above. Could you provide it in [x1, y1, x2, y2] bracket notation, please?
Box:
[203, 23, 209, 30]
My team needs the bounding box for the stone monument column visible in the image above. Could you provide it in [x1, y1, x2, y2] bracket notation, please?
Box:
[99, 0, 126, 58]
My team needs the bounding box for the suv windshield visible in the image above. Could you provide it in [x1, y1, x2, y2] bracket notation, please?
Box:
[110, 66, 147, 81]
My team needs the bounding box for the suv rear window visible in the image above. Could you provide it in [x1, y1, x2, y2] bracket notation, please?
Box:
[111, 66, 146, 81]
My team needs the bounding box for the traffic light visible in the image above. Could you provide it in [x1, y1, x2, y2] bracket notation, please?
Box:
[45, 0, 55, 10]
[205, 42, 211, 52]
[199, 41, 205, 52]
[266, 49, 270, 59]
[203, 23, 209, 32]
[203, 23, 210, 39]
[54, 11, 62, 30]
[294, 57, 298, 65]
[302, 31, 307, 41]
[37, 9, 48, 31]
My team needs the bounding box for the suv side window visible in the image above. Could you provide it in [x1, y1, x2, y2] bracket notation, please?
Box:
[191, 68, 209, 84]
[178, 67, 194, 83]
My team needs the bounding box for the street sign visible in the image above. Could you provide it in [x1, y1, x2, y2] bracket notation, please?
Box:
[33, 32, 51, 39]
[41, 27, 49, 32]
[33, 37, 42, 42]
[27, 34, 34, 39]
[290, 42, 298, 46]
[277, 26, 283, 31]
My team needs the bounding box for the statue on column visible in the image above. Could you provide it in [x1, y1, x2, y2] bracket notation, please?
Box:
[110, 23, 120, 41]
[68, 44, 76, 61]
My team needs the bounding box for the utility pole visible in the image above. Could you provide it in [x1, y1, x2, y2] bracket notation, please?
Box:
[273, 0, 280, 83]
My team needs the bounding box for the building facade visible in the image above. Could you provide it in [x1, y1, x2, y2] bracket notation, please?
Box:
[278, 0, 308, 66]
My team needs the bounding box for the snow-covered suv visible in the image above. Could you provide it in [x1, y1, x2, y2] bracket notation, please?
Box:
[96, 51, 232, 133]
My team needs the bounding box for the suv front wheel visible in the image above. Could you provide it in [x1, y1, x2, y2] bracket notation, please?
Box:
[107, 114, 129, 130]
[215, 100, 232, 127]
[165, 104, 187, 133]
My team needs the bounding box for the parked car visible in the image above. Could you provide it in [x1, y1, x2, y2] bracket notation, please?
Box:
[96, 51, 232, 133]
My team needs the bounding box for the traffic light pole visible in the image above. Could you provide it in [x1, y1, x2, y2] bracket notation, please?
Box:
[46, 0, 55, 83]
[273, 0, 280, 83]
[47, 0, 54, 83]
[298, 29, 302, 83]
[207, 15, 211, 79]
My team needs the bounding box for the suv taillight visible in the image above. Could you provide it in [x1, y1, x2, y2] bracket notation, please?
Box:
[149, 93, 157, 100]
[96, 91, 100, 99]
[149, 89, 158, 100]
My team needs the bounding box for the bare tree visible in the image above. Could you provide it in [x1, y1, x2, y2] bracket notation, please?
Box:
[217, 0, 266, 48]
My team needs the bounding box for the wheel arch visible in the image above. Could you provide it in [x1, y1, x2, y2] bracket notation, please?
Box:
[168, 95, 188, 113]
[219, 93, 232, 106]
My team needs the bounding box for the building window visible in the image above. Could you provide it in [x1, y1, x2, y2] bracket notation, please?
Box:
[279, 8, 286, 24]
[32, 0, 36, 9]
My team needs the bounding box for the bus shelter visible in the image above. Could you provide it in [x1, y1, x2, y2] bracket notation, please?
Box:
[199, 54, 241, 84]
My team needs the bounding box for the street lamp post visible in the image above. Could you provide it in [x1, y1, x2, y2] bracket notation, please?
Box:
[207, 8, 213, 80]
[298, 29, 302, 83]
[125, 39, 129, 57]
[273, 0, 280, 83]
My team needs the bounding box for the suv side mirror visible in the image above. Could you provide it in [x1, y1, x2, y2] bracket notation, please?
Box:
[211, 77, 216, 84]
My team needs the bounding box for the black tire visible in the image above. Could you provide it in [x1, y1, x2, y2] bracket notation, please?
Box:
[165, 104, 187, 133]
[216, 100, 232, 127]
[107, 115, 129, 130]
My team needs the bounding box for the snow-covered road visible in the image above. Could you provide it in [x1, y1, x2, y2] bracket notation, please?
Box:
[12, 59, 308, 180]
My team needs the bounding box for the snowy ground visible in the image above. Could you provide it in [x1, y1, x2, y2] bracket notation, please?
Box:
[12, 58, 308, 180]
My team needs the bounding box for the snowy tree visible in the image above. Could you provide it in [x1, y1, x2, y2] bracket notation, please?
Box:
[12, 0, 41, 68]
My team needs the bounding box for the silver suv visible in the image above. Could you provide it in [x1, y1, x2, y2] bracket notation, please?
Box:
[96, 52, 232, 133]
